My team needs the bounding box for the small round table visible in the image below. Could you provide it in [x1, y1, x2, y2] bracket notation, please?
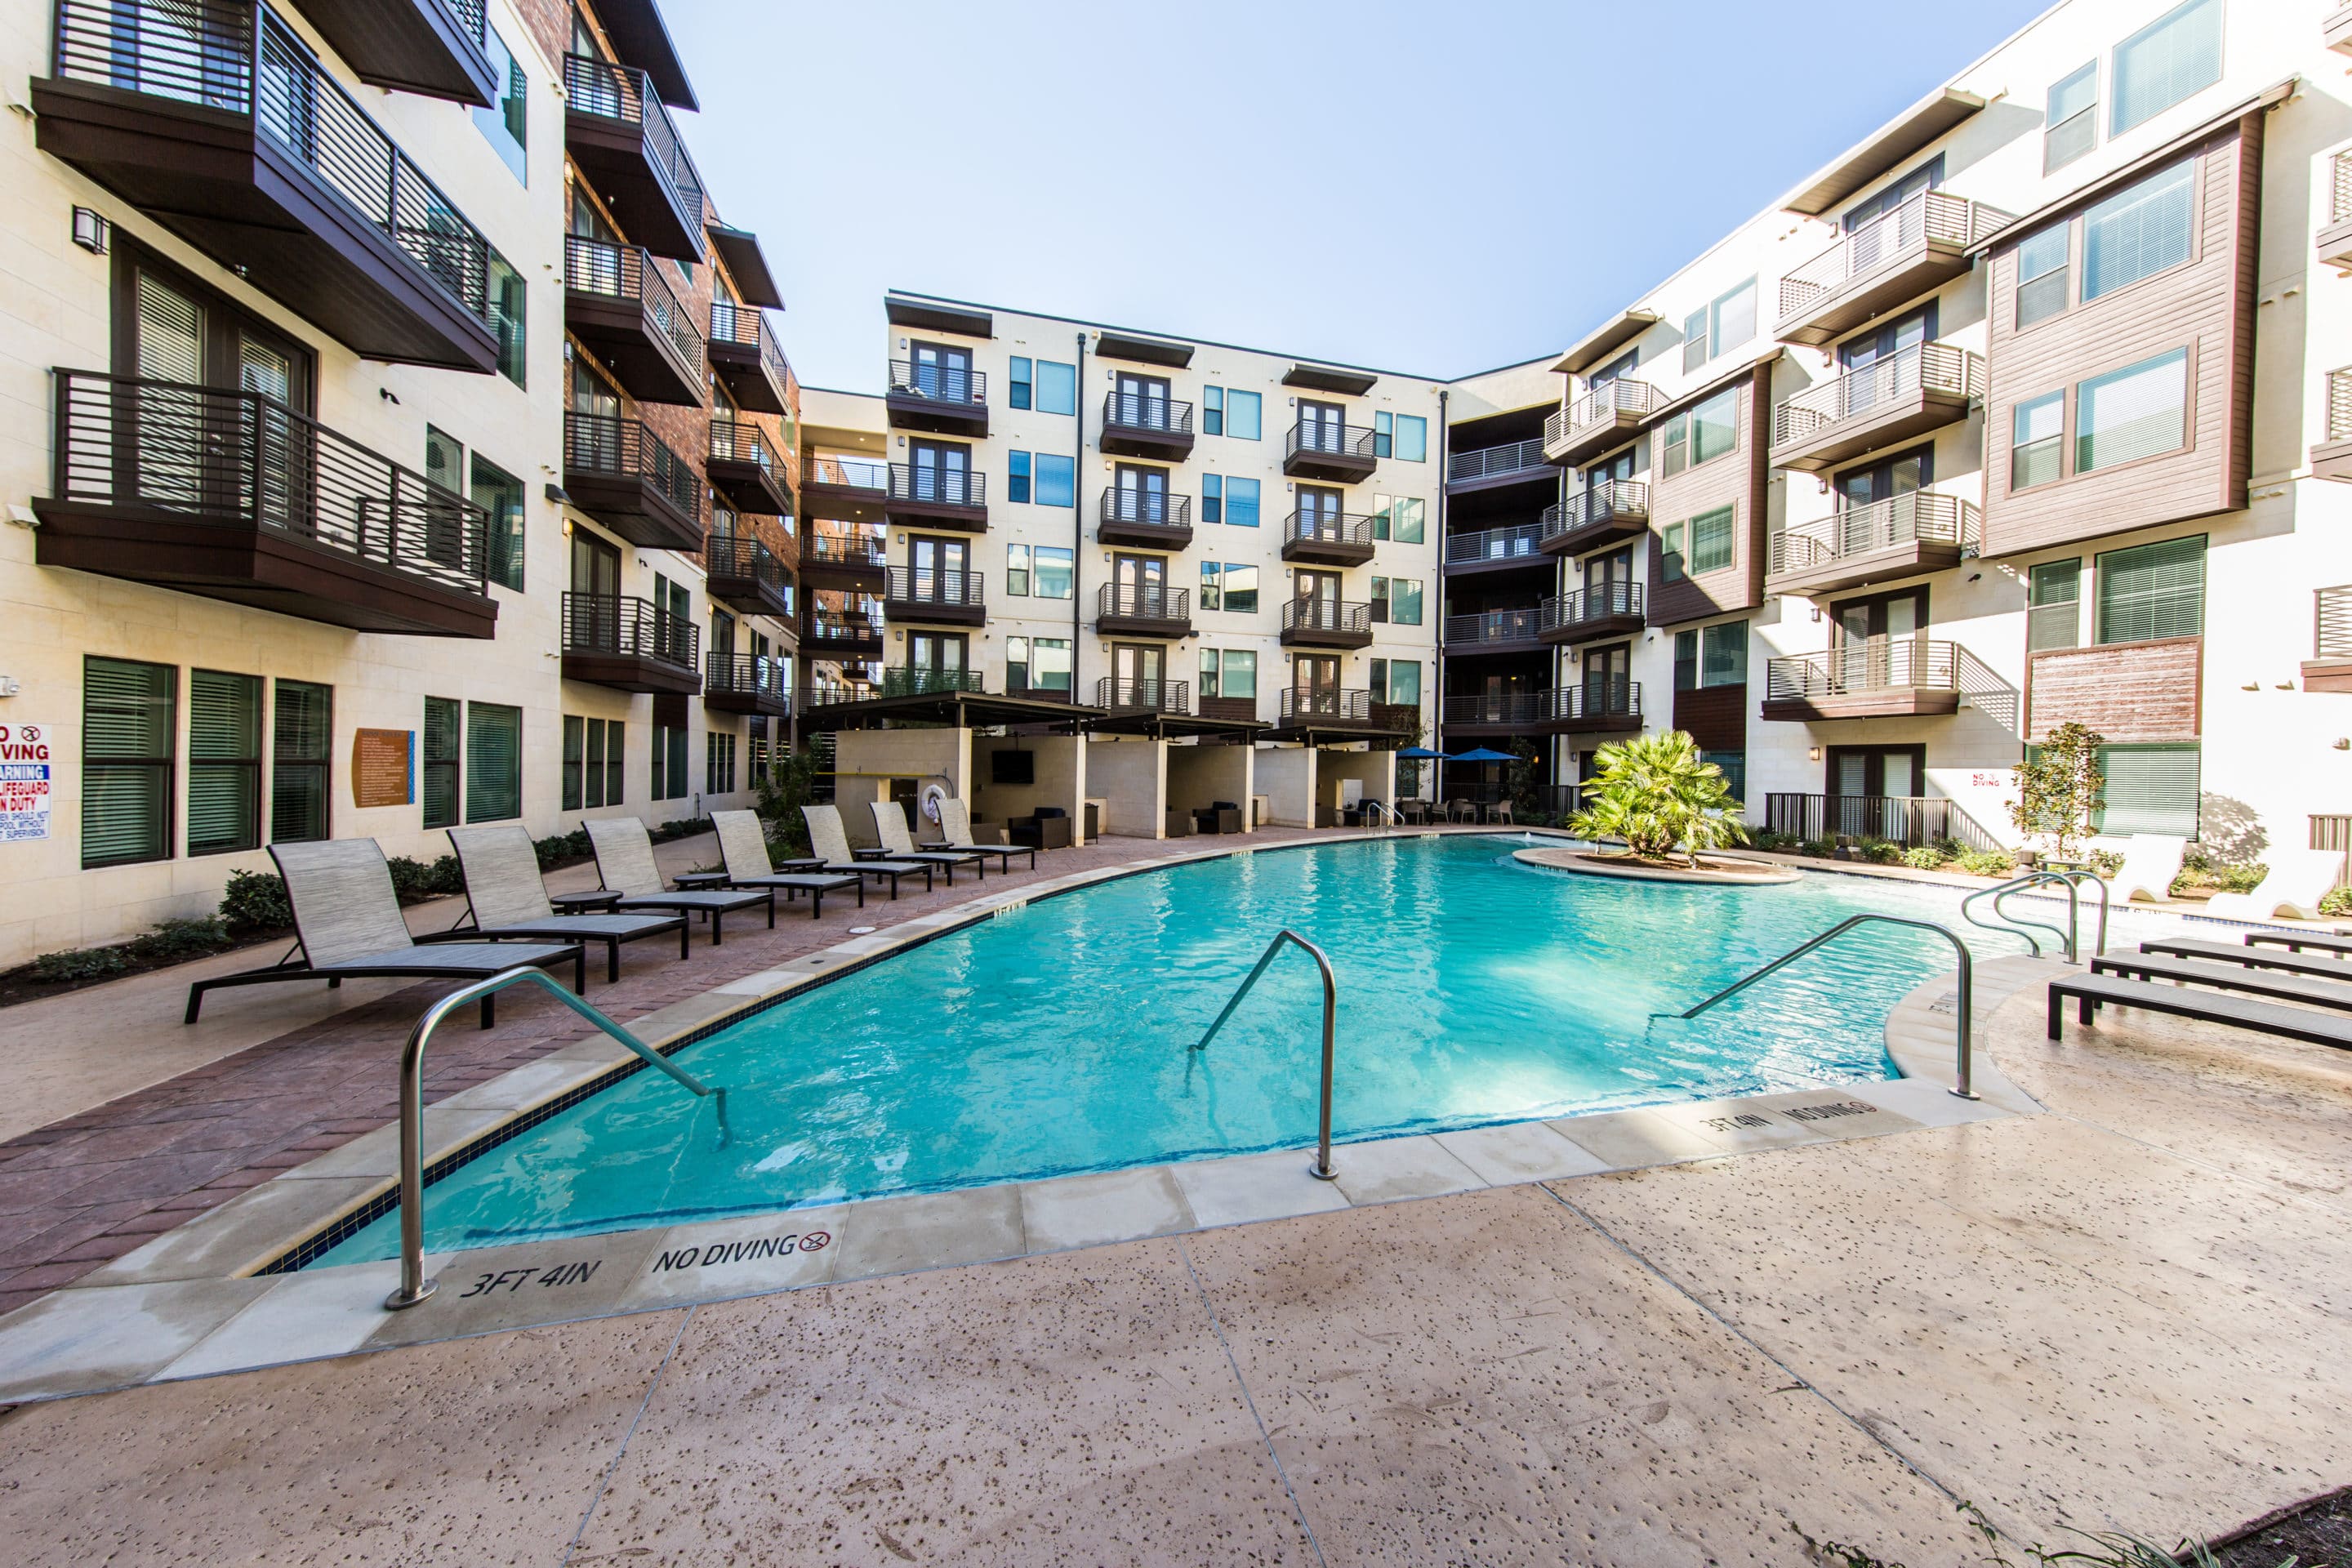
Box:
[550, 889, 622, 913]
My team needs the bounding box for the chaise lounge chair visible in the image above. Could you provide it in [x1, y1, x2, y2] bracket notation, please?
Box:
[445, 826, 690, 982]
[2203, 849, 2346, 922]
[2047, 968, 2352, 1052]
[2107, 833, 2187, 904]
[803, 804, 935, 898]
[708, 811, 863, 917]
[585, 817, 776, 944]
[871, 800, 985, 881]
[932, 798, 1035, 872]
[185, 840, 583, 1027]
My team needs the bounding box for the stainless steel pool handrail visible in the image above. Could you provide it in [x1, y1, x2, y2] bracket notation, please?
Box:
[383, 965, 728, 1312]
[1191, 929, 1342, 1180]
[1663, 915, 1979, 1099]
[1962, 870, 2104, 960]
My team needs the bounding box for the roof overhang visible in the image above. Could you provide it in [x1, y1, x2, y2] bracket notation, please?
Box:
[1085, 713, 1267, 740]
[709, 227, 783, 309]
[1781, 87, 1984, 218]
[1647, 350, 1785, 425]
[799, 689, 1101, 732]
[1550, 310, 1661, 377]
[591, 0, 698, 111]
[1281, 363, 1379, 395]
[886, 296, 994, 338]
[1095, 330, 1195, 368]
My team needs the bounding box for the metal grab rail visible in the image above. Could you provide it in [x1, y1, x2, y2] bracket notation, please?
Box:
[1962, 869, 2108, 961]
[385, 966, 726, 1311]
[1664, 915, 1978, 1100]
[1191, 931, 1341, 1180]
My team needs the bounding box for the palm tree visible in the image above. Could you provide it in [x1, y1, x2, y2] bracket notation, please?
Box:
[1569, 730, 1750, 866]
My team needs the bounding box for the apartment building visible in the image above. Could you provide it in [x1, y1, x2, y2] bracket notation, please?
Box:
[0, 0, 798, 967]
[1438, 0, 2352, 860]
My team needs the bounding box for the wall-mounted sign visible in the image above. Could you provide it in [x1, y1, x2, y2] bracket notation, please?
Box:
[0, 723, 53, 842]
[353, 728, 415, 809]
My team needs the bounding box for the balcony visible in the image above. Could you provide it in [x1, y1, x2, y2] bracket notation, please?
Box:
[879, 667, 985, 698]
[804, 608, 884, 661]
[1281, 509, 1376, 566]
[1097, 583, 1192, 640]
[884, 463, 987, 532]
[1280, 597, 1374, 649]
[1768, 344, 1982, 472]
[33, 369, 495, 637]
[1766, 493, 1980, 598]
[34, 2, 500, 372]
[1283, 421, 1379, 483]
[1445, 523, 1545, 576]
[800, 528, 887, 589]
[564, 237, 703, 408]
[708, 299, 791, 416]
[702, 652, 791, 719]
[1540, 582, 1645, 645]
[886, 360, 988, 437]
[882, 565, 986, 627]
[1446, 438, 1552, 494]
[1543, 381, 1659, 467]
[1098, 488, 1194, 550]
[1773, 191, 2011, 347]
[707, 417, 791, 516]
[1548, 679, 1642, 734]
[2314, 369, 2352, 484]
[2332, 5, 2352, 56]
[1272, 688, 1417, 737]
[703, 531, 795, 621]
[560, 592, 700, 695]
[2307, 584, 2352, 692]
[1538, 479, 1649, 556]
[302, 0, 497, 105]
[1099, 392, 1195, 461]
[564, 413, 702, 551]
[804, 457, 889, 523]
[1198, 694, 1258, 724]
[1444, 608, 1544, 654]
[2324, 153, 2352, 278]
[564, 52, 704, 261]
[1762, 637, 1967, 721]
[1095, 678, 1191, 716]
[1441, 692, 1551, 736]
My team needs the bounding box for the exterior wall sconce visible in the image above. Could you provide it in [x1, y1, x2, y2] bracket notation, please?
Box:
[71, 207, 107, 254]
[1808, 747, 1822, 762]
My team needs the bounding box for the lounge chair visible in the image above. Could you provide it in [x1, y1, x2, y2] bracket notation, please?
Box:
[2107, 834, 2187, 904]
[870, 800, 984, 881]
[185, 840, 582, 1027]
[2091, 950, 2352, 1015]
[2134, 937, 2352, 984]
[2246, 930, 2352, 957]
[803, 804, 934, 898]
[2047, 969, 2352, 1051]
[2204, 849, 2345, 922]
[933, 798, 1035, 872]
[1192, 801, 1241, 835]
[584, 817, 775, 943]
[708, 810, 863, 917]
[445, 826, 689, 982]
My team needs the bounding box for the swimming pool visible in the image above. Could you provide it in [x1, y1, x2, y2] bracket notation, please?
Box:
[312, 835, 2145, 1263]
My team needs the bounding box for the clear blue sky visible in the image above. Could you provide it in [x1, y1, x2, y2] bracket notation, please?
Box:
[665, 0, 2060, 391]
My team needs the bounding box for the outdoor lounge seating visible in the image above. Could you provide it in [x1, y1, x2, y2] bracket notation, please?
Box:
[2091, 950, 2352, 1015]
[1009, 805, 1072, 850]
[803, 804, 935, 898]
[185, 840, 584, 1027]
[446, 826, 689, 982]
[2202, 849, 2345, 922]
[1193, 801, 1242, 835]
[584, 817, 776, 943]
[933, 799, 1036, 871]
[870, 800, 986, 882]
[709, 811, 864, 917]
[2246, 930, 2352, 957]
[2107, 834, 2188, 904]
[2047, 968, 2352, 1052]
[2134, 937, 2352, 984]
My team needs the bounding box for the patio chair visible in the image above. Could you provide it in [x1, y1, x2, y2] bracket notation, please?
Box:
[445, 825, 688, 982]
[803, 804, 935, 899]
[870, 800, 985, 881]
[2204, 849, 2347, 922]
[1489, 800, 1514, 826]
[2106, 834, 2188, 904]
[709, 811, 864, 918]
[185, 840, 583, 1027]
[584, 817, 776, 943]
[933, 798, 1036, 871]
[1447, 799, 1477, 823]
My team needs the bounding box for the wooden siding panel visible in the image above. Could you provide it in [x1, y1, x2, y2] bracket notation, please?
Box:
[2025, 637, 2202, 742]
[1648, 373, 1768, 625]
[1674, 682, 1747, 751]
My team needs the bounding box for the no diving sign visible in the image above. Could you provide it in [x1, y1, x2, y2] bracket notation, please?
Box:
[0, 724, 52, 843]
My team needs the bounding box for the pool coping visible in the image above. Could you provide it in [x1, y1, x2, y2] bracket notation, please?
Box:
[0, 831, 2049, 1404]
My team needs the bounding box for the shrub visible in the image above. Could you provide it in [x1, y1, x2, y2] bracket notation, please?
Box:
[1566, 732, 1749, 866]
[27, 943, 130, 983]
[1902, 846, 1948, 871]
[1855, 837, 1903, 865]
[2321, 886, 2352, 919]
[130, 916, 229, 963]
[2214, 861, 2265, 893]
[385, 854, 465, 903]
[219, 869, 293, 933]
[534, 828, 591, 871]
[1930, 836, 1963, 858]
[1800, 836, 1839, 859]
[2089, 848, 2123, 878]
[1748, 830, 1799, 853]
[653, 817, 712, 844]
[1953, 849, 2016, 878]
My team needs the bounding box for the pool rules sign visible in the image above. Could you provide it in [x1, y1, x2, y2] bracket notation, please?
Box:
[0, 724, 52, 842]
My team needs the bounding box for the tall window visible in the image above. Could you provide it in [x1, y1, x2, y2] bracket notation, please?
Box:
[1660, 387, 1740, 477]
[2111, 0, 2221, 136]
[473, 27, 528, 183]
[1686, 506, 1735, 575]
[2011, 392, 2065, 490]
[488, 251, 525, 388]
[1224, 476, 1259, 526]
[1223, 389, 1261, 440]
[82, 657, 174, 869]
[271, 679, 331, 844]
[1033, 452, 1074, 507]
[1033, 359, 1076, 415]
[2016, 225, 2070, 328]
[2028, 559, 2082, 652]
[1005, 542, 1031, 595]
[1200, 474, 1221, 523]
[187, 670, 261, 857]
[2096, 535, 2204, 644]
[1372, 495, 1425, 543]
[466, 702, 522, 822]
[652, 719, 688, 801]
[1380, 658, 1421, 708]
[1392, 414, 1427, 462]
[2045, 61, 2097, 173]
[2096, 744, 2200, 837]
[2076, 349, 2188, 473]
[1032, 545, 1073, 599]
[1200, 563, 1257, 613]
[471, 453, 525, 590]
[1674, 621, 1748, 688]
[1009, 357, 1032, 410]
[1006, 450, 1031, 503]
[426, 425, 463, 494]
[1202, 385, 1223, 435]
[422, 697, 461, 828]
[2082, 161, 2194, 301]
[1682, 278, 1756, 372]
[563, 716, 624, 810]
[705, 729, 737, 794]
[1370, 577, 1423, 625]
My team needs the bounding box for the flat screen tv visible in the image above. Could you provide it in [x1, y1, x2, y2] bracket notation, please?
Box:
[990, 750, 1035, 786]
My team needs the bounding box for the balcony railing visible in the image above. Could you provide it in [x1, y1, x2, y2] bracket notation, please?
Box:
[1765, 637, 1960, 702]
[1285, 421, 1378, 464]
[564, 413, 699, 514]
[710, 297, 791, 384]
[1098, 584, 1191, 623]
[1444, 608, 1543, 646]
[1539, 479, 1648, 546]
[1281, 598, 1373, 636]
[808, 456, 889, 492]
[1096, 677, 1190, 714]
[808, 609, 884, 644]
[1102, 392, 1193, 436]
[2319, 585, 2352, 660]
[1552, 679, 1641, 726]
[1542, 581, 1643, 635]
[1099, 488, 1193, 527]
[1283, 509, 1375, 552]
[2334, 150, 2352, 225]
[888, 359, 987, 408]
[706, 651, 791, 706]
[710, 416, 782, 476]
[1280, 687, 1374, 723]
[47, 369, 490, 595]
[1771, 343, 1983, 448]
[563, 52, 703, 229]
[1446, 438, 1550, 484]
[1442, 692, 1550, 727]
[706, 531, 792, 610]
[1775, 191, 2008, 323]
[880, 666, 983, 697]
[1770, 493, 1980, 577]
[564, 235, 702, 375]
[806, 531, 886, 569]
[1548, 380, 1661, 447]
[1446, 523, 1544, 565]
[562, 592, 697, 669]
[887, 462, 987, 508]
[884, 565, 985, 611]
[1764, 794, 1970, 851]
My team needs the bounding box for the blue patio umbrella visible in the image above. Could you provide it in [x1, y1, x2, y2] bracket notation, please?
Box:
[1395, 746, 1447, 759]
[1449, 747, 1519, 764]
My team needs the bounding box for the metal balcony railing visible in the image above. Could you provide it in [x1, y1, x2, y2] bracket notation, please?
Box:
[1771, 343, 1984, 448]
[1281, 687, 1373, 723]
[1766, 637, 1963, 702]
[1102, 391, 1193, 435]
[2328, 368, 2352, 443]
[1442, 692, 1551, 727]
[436, 0, 488, 49]
[806, 530, 886, 568]
[563, 52, 704, 229]
[1099, 487, 1193, 527]
[1096, 677, 1191, 713]
[710, 416, 782, 476]
[564, 236, 703, 376]
[1098, 583, 1191, 622]
[563, 413, 700, 519]
[1282, 509, 1375, 550]
[2333, 150, 2352, 225]
[1446, 438, 1549, 483]
[1538, 479, 1648, 545]
[1542, 581, 1643, 634]
[2318, 585, 2352, 660]
[1548, 380, 1661, 446]
[1444, 608, 1543, 645]
[706, 532, 791, 606]
[562, 592, 697, 669]
[1776, 191, 2010, 321]
[884, 565, 984, 610]
[1285, 420, 1378, 463]
[1765, 794, 1966, 850]
[1281, 598, 1373, 635]
[880, 666, 983, 697]
[808, 456, 889, 492]
[888, 359, 987, 408]
[808, 609, 884, 644]
[1446, 523, 1544, 564]
[705, 651, 791, 706]
[48, 369, 490, 595]
[709, 298, 791, 385]
[1552, 679, 1641, 724]
[1770, 493, 1980, 577]
[887, 462, 987, 508]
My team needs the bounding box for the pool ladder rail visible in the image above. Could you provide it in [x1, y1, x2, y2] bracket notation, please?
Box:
[1962, 868, 2108, 962]
[383, 966, 728, 1312]
[1192, 929, 1342, 1182]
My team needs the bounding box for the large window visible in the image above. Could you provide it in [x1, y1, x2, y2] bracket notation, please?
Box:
[426, 425, 462, 494]
[1370, 577, 1423, 626]
[1685, 506, 1735, 575]
[1373, 412, 1428, 461]
[2111, 0, 2221, 136]
[2076, 349, 2188, 474]
[1032, 545, 1074, 599]
[1371, 495, 1425, 543]
[2096, 535, 2204, 644]
[82, 657, 175, 869]
[1007, 636, 1071, 694]
[465, 702, 521, 822]
[563, 716, 624, 810]
[1034, 359, 1076, 416]
[471, 452, 525, 590]
[1033, 452, 1074, 508]
[652, 719, 689, 802]
[2011, 391, 2065, 490]
[187, 670, 261, 857]
[2082, 160, 2194, 301]
[271, 679, 331, 844]
[1200, 648, 1257, 699]
[2095, 743, 2200, 837]
[488, 251, 525, 388]
[2028, 559, 2082, 652]
[1674, 621, 1748, 688]
[472, 27, 528, 183]
[1660, 387, 1740, 477]
[1200, 562, 1258, 613]
[705, 729, 737, 795]
[2016, 225, 2070, 328]
[422, 697, 461, 829]
[2045, 60, 2098, 174]
[1222, 389, 1260, 440]
[1682, 278, 1756, 372]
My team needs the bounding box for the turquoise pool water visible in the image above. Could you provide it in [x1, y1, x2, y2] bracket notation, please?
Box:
[314, 836, 2060, 1263]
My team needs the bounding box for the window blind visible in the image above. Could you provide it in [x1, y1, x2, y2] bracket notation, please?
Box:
[1687, 506, 1735, 574]
[466, 702, 522, 822]
[422, 696, 461, 828]
[2111, 0, 2221, 136]
[82, 657, 175, 869]
[2097, 535, 2205, 644]
[270, 679, 331, 844]
[2027, 560, 2081, 652]
[2082, 161, 2194, 301]
[186, 670, 260, 857]
[2044, 61, 2097, 175]
[2016, 225, 2070, 327]
[2096, 744, 2200, 838]
[2077, 350, 2187, 474]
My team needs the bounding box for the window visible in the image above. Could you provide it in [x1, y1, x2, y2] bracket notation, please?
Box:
[1007, 450, 1031, 504]
[1033, 452, 1074, 507]
[488, 251, 525, 388]
[1201, 562, 1258, 613]
[563, 716, 625, 810]
[1676, 621, 1748, 688]
[426, 425, 462, 494]
[2076, 349, 2188, 474]
[1008, 635, 1071, 694]
[1659, 522, 1686, 582]
[1224, 476, 1259, 527]
[1200, 648, 1257, 698]
[2011, 392, 2065, 490]
[2112, 0, 2221, 136]
[2016, 225, 2070, 330]
[1390, 496, 1424, 542]
[1370, 576, 1388, 622]
[2028, 559, 2082, 652]
[1200, 474, 1222, 523]
[2082, 160, 2194, 302]
[2095, 743, 2200, 837]
[705, 729, 737, 795]
[473, 27, 528, 183]
[1035, 359, 1076, 415]
[422, 697, 461, 829]
[186, 670, 261, 857]
[465, 702, 521, 822]
[2096, 535, 2204, 644]
[271, 679, 331, 844]
[1660, 387, 1740, 477]
[1686, 506, 1735, 575]
[652, 719, 688, 801]
[1682, 278, 1756, 373]
[1203, 386, 1223, 436]
[1387, 578, 1424, 625]
[1224, 389, 1261, 440]
[1382, 658, 1421, 708]
[82, 657, 174, 868]
[2046, 61, 2097, 173]
[471, 452, 525, 591]
[1033, 545, 1074, 599]
[1009, 356, 1032, 410]
[1374, 411, 1392, 458]
[1392, 414, 1427, 462]
[1005, 543, 1031, 596]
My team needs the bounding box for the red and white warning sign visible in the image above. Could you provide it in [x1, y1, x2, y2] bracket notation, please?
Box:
[0, 724, 54, 843]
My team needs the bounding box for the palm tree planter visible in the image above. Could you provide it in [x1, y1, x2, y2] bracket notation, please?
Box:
[1532, 731, 1792, 884]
